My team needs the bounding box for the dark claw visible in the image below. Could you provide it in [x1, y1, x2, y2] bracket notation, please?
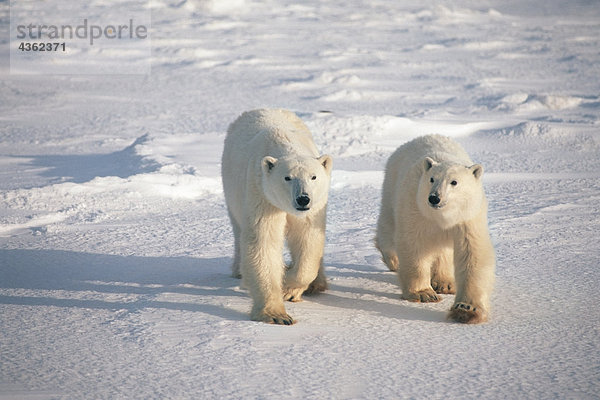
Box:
[454, 303, 474, 311]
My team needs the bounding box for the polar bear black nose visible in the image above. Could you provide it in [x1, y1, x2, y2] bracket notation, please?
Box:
[296, 195, 310, 207]
[428, 194, 441, 205]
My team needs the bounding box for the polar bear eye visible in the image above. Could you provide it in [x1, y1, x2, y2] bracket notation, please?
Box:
[430, 177, 434, 183]
[311, 176, 317, 180]
[285, 176, 291, 181]
[451, 180, 458, 186]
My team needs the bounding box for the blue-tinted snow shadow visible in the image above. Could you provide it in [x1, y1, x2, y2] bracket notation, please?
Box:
[0, 249, 448, 323]
[309, 263, 448, 323]
[0, 249, 247, 321]
[12, 135, 160, 187]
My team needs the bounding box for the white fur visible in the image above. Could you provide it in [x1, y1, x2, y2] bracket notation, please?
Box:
[221, 109, 332, 325]
[375, 135, 495, 324]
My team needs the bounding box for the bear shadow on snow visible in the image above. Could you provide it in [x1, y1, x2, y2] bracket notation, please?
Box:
[310, 263, 448, 323]
[0, 249, 248, 321]
[0, 249, 452, 324]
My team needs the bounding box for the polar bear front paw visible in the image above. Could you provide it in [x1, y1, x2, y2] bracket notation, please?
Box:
[252, 309, 295, 325]
[448, 302, 487, 324]
[402, 288, 440, 303]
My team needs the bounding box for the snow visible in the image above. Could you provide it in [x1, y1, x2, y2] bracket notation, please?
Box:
[1, 0, 600, 398]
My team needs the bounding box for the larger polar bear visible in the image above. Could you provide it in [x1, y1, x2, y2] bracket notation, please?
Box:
[375, 135, 495, 324]
[222, 109, 332, 325]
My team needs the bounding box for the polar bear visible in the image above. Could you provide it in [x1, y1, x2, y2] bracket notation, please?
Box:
[375, 135, 495, 324]
[221, 109, 332, 325]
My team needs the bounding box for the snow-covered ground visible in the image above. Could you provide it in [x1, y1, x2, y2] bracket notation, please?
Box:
[1, 0, 600, 398]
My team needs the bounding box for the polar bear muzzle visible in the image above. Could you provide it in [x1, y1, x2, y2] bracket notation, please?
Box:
[292, 178, 311, 211]
[428, 193, 442, 208]
[295, 194, 311, 211]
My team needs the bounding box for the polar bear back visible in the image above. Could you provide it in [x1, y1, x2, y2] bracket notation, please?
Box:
[224, 109, 319, 164]
[387, 134, 473, 180]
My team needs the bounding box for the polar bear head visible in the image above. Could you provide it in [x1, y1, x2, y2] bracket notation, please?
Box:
[416, 157, 485, 229]
[261, 154, 333, 217]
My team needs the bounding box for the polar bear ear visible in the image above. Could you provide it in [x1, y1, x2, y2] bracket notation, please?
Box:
[423, 157, 437, 172]
[318, 155, 333, 174]
[470, 164, 484, 179]
[261, 156, 278, 173]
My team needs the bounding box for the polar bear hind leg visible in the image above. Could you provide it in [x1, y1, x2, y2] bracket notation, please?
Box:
[227, 208, 242, 279]
[304, 262, 328, 295]
[375, 211, 399, 272]
[430, 246, 455, 294]
[375, 240, 399, 272]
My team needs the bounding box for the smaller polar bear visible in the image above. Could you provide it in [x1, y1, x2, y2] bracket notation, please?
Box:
[375, 135, 495, 324]
[221, 109, 332, 325]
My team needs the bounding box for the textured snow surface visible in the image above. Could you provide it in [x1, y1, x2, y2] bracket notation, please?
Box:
[1, 0, 600, 399]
